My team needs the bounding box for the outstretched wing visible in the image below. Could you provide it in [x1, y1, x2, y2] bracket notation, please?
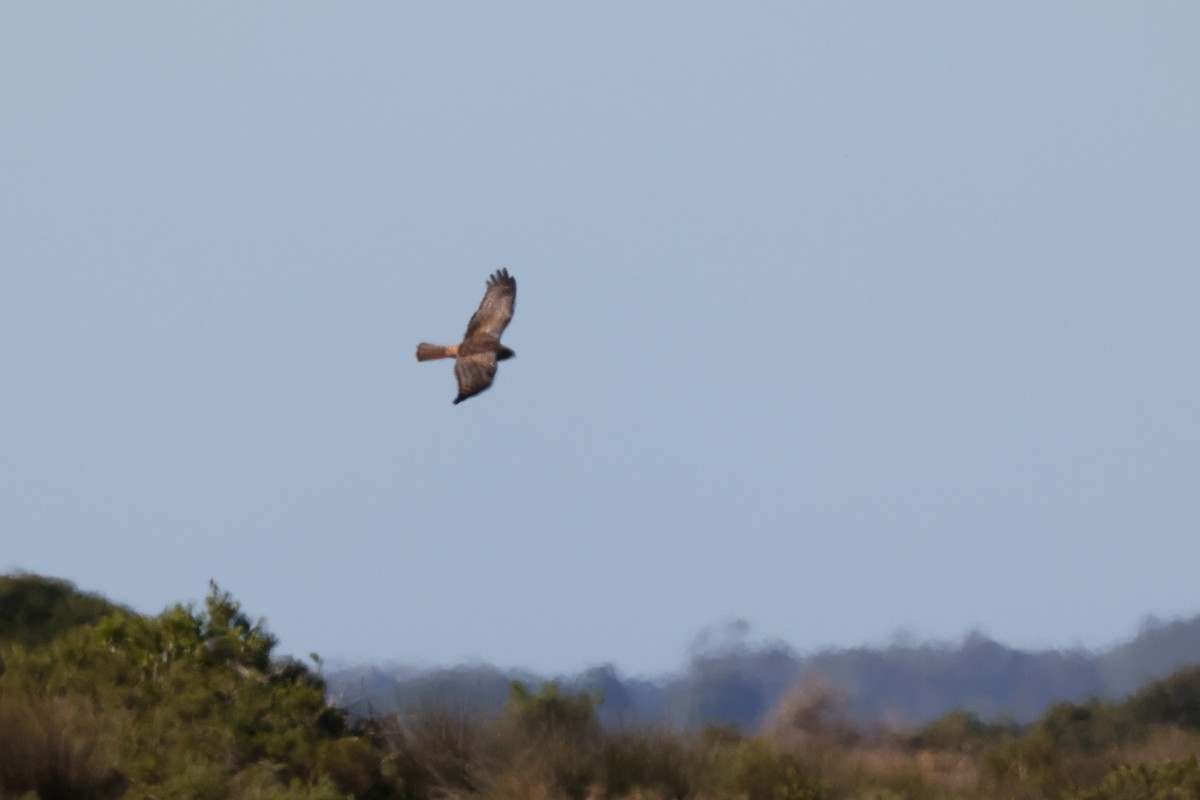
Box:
[463, 268, 516, 343]
[453, 352, 498, 404]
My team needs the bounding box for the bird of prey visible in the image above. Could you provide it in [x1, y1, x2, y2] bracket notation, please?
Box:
[416, 269, 517, 404]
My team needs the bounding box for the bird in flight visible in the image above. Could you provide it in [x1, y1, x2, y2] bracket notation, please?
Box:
[416, 269, 517, 404]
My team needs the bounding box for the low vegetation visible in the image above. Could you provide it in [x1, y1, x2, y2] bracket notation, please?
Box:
[2, 573, 1199, 799]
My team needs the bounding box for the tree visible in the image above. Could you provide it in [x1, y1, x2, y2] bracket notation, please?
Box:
[1128, 667, 1200, 731]
[0, 580, 359, 799]
[0, 572, 122, 649]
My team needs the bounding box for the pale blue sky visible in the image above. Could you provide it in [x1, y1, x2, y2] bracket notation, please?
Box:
[2, 3, 1198, 676]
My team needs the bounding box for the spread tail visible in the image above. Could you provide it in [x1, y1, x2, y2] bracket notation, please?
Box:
[416, 343, 458, 361]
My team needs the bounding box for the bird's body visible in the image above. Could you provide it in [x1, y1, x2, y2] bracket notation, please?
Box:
[416, 269, 517, 404]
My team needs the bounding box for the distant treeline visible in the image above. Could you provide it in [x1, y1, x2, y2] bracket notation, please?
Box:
[327, 615, 1200, 730]
[5, 571, 1200, 800]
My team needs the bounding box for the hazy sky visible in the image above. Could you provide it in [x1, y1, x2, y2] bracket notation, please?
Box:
[3, 4, 1198, 676]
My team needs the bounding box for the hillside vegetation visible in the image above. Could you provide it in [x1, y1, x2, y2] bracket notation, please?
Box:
[2, 572, 1200, 800]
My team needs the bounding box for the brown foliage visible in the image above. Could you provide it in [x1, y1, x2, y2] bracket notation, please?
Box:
[0, 691, 128, 800]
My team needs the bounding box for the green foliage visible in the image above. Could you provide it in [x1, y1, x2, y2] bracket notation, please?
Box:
[911, 710, 1012, 753]
[316, 738, 380, 798]
[598, 728, 691, 799]
[985, 733, 1076, 798]
[719, 738, 825, 800]
[0, 579, 366, 800]
[1037, 701, 1128, 754]
[980, 732, 1113, 800]
[486, 681, 602, 799]
[1070, 758, 1200, 800]
[0, 572, 123, 650]
[13, 572, 1200, 800]
[228, 764, 352, 800]
[503, 680, 601, 745]
[155, 761, 232, 800]
[1126, 666, 1200, 731]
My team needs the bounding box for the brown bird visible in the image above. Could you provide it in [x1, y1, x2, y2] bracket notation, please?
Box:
[416, 269, 517, 404]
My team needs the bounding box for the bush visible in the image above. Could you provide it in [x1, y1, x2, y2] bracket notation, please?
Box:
[700, 737, 825, 800]
[1070, 758, 1200, 800]
[316, 737, 380, 797]
[1127, 668, 1200, 731]
[911, 710, 1012, 754]
[0, 581, 357, 799]
[0, 573, 122, 650]
[0, 691, 127, 800]
[480, 682, 602, 799]
[229, 764, 351, 800]
[736, 739, 826, 800]
[599, 728, 691, 799]
[1038, 701, 1127, 755]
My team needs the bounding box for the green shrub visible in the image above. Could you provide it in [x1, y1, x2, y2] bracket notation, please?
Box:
[1127, 668, 1200, 731]
[1070, 758, 1200, 800]
[0, 573, 123, 650]
[479, 682, 603, 799]
[156, 762, 232, 800]
[316, 737, 380, 797]
[702, 737, 825, 800]
[600, 728, 691, 799]
[1038, 701, 1128, 755]
[229, 764, 351, 800]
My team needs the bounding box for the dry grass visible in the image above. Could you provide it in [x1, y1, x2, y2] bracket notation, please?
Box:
[1111, 726, 1200, 766]
[0, 691, 128, 799]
